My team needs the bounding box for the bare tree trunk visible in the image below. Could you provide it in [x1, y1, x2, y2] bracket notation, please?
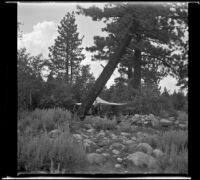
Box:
[132, 49, 142, 90]
[77, 22, 136, 120]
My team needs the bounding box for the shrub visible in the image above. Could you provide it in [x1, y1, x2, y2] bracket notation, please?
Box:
[18, 108, 72, 134]
[118, 121, 132, 132]
[156, 130, 188, 173]
[177, 111, 188, 123]
[157, 130, 188, 153]
[18, 128, 87, 173]
[91, 117, 117, 131]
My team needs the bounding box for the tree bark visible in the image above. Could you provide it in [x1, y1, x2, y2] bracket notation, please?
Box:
[132, 49, 142, 90]
[77, 22, 136, 120]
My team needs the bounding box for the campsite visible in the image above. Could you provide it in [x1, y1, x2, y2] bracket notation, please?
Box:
[17, 2, 188, 175]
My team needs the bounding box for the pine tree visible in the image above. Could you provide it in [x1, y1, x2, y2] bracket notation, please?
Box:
[48, 11, 85, 84]
[77, 3, 188, 90]
[76, 3, 188, 119]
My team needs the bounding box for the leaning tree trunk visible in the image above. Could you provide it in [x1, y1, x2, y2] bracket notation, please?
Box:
[77, 22, 136, 120]
[132, 49, 142, 90]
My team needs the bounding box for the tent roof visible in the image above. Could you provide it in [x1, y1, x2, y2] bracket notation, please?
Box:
[75, 97, 126, 106]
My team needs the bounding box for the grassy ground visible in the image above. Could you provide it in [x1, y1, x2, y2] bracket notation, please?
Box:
[18, 108, 188, 174]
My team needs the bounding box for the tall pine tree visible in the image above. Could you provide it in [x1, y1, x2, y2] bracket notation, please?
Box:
[48, 11, 85, 84]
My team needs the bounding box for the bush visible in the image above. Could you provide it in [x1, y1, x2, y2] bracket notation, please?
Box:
[177, 111, 188, 123]
[18, 108, 72, 134]
[90, 117, 117, 131]
[18, 128, 87, 173]
[156, 130, 188, 173]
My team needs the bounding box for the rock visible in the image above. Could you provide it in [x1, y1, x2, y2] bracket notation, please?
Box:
[102, 153, 110, 157]
[178, 123, 188, 129]
[151, 118, 160, 127]
[97, 138, 110, 147]
[112, 149, 120, 155]
[117, 157, 123, 163]
[73, 134, 82, 141]
[160, 119, 173, 127]
[152, 149, 164, 158]
[127, 151, 157, 168]
[136, 132, 149, 139]
[84, 124, 93, 130]
[96, 148, 103, 153]
[121, 132, 131, 136]
[97, 130, 106, 137]
[131, 136, 137, 141]
[86, 153, 105, 165]
[87, 128, 95, 133]
[174, 120, 179, 125]
[48, 129, 61, 138]
[83, 139, 97, 153]
[115, 164, 121, 168]
[109, 142, 125, 151]
[137, 143, 153, 154]
[124, 140, 135, 145]
[84, 139, 95, 145]
[110, 133, 118, 140]
[169, 117, 175, 121]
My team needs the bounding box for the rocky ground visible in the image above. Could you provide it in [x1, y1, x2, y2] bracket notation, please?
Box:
[47, 113, 188, 174]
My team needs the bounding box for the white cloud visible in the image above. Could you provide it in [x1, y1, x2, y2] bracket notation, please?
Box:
[18, 21, 58, 57]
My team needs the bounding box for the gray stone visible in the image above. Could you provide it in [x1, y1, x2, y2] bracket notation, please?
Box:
[137, 143, 153, 154]
[169, 117, 175, 121]
[96, 148, 103, 153]
[102, 153, 110, 157]
[115, 164, 121, 168]
[160, 119, 173, 126]
[73, 134, 82, 141]
[86, 153, 105, 165]
[178, 123, 188, 129]
[97, 130, 106, 137]
[152, 149, 164, 158]
[87, 128, 95, 133]
[121, 132, 131, 136]
[117, 157, 123, 163]
[112, 149, 120, 155]
[48, 129, 61, 138]
[127, 151, 157, 168]
[151, 118, 160, 127]
[110, 133, 118, 140]
[131, 136, 137, 141]
[110, 142, 125, 151]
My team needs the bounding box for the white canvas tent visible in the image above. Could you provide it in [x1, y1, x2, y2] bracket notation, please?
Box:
[75, 97, 126, 106]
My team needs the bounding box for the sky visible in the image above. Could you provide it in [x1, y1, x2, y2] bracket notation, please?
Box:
[18, 2, 183, 94]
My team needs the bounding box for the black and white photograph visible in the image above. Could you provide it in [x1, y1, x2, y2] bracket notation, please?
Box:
[17, 1, 188, 176]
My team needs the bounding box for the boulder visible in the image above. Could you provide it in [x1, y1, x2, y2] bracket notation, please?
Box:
[86, 153, 105, 165]
[169, 117, 175, 121]
[127, 151, 157, 168]
[137, 143, 153, 154]
[160, 119, 173, 127]
[110, 133, 118, 140]
[87, 128, 95, 133]
[152, 149, 164, 158]
[48, 129, 62, 138]
[109, 142, 125, 151]
[112, 149, 120, 155]
[178, 123, 188, 129]
[102, 153, 110, 157]
[117, 157, 123, 163]
[121, 132, 131, 137]
[97, 130, 106, 137]
[73, 134, 82, 141]
[115, 164, 121, 168]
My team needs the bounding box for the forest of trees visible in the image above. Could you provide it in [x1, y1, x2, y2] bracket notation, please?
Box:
[18, 3, 188, 118]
